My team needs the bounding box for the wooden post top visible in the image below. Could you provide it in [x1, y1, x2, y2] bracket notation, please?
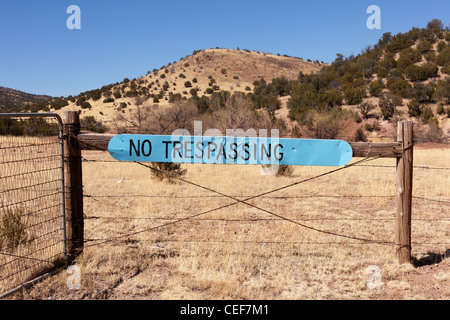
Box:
[63, 111, 80, 125]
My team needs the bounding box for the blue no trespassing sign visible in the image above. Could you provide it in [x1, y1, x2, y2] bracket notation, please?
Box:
[107, 135, 353, 167]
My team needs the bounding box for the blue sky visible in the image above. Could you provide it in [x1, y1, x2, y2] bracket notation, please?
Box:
[0, 0, 449, 97]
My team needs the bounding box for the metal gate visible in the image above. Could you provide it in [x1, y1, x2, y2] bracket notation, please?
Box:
[0, 113, 66, 298]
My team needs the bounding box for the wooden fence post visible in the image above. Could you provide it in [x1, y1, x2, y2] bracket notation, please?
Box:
[63, 111, 84, 264]
[395, 121, 414, 264]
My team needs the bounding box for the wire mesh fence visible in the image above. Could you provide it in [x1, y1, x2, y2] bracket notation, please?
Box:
[0, 114, 66, 297]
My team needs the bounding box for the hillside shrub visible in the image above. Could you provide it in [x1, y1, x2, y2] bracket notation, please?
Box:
[344, 86, 363, 105]
[421, 105, 435, 124]
[369, 80, 384, 97]
[386, 76, 411, 98]
[359, 101, 376, 119]
[80, 116, 107, 133]
[355, 128, 367, 142]
[407, 99, 422, 118]
[50, 98, 69, 110]
[378, 95, 396, 119]
[437, 47, 450, 66]
[416, 40, 432, 53]
[442, 63, 450, 75]
[436, 102, 445, 115]
[80, 101, 92, 109]
[405, 62, 439, 81]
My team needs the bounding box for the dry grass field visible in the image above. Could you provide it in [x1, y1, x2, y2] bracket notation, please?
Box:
[8, 142, 449, 300]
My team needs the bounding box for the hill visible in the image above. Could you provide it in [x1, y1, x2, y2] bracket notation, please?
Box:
[37, 49, 322, 124]
[0, 86, 52, 112]
[284, 20, 450, 142]
[29, 20, 450, 142]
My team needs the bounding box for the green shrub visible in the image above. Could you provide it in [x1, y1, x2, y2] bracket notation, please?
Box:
[148, 162, 187, 183]
[407, 99, 422, 118]
[344, 86, 363, 105]
[386, 77, 411, 98]
[275, 165, 294, 177]
[169, 93, 182, 103]
[80, 116, 107, 133]
[434, 78, 450, 103]
[184, 81, 192, 88]
[437, 41, 447, 52]
[416, 40, 432, 53]
[376, 66, 388, 78]
[444, 31, 450, 42]
[355, 128, 367, 142]
[436, 103, 445, 115]
[421, 105, 434, 124]
[442, 63, 450, 75]
[437, 47, 450, 66]
[405, 62, 439, 81]
[396, 48, 421, 71]
[103, 97, 115, 103]
[358, 101, 376, 119]
[0, 207, 31, 251]
[50, 98, 69, 110]
[80, 101, 92, 109]
[369, 80, 384, 97]
[379, 95, 395, 119]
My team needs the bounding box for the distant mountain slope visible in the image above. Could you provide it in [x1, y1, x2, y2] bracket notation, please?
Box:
[0, 86, 52, 112]
[42, 48, 323, 123]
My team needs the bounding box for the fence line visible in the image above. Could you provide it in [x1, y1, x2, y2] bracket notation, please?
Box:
[67, 118, 446, 265]
[76, 156, 403, 252]
[0, 113, 66, 298]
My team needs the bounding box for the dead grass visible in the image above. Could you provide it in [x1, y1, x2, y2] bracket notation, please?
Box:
[8, 145, 450, 300]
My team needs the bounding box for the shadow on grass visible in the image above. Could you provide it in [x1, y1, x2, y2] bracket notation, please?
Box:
[412, 249, 450, 267]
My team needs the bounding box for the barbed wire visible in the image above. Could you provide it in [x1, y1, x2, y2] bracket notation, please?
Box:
[82, 156, 405, 249]
[80, 154, 449, 252]
[82, 158, 450, 170]
[82, 193, 450, 205]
